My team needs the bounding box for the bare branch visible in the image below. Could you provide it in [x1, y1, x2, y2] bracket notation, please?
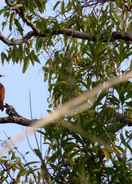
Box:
[0, 104, 37, 126]
[81, 0, 111, 7]
[0, 31, 36, 45]
[0, 116, 35, 126]
[0, 101, 132, 133]
[5, 0, 39, 33]
[12, 7, 39, 33]
[108, 111, 132, 133]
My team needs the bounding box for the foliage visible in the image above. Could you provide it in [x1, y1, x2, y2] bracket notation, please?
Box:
[0, 0, 132, 183]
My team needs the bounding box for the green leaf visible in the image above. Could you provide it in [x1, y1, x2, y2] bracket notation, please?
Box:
[22, 58, 30, 73]
[53, 1, 60, 10]
[9, 12, 15, 31]
[14, 18, 23, 35]
[61, 1, 65, 14]
[1, 52, 8, 63]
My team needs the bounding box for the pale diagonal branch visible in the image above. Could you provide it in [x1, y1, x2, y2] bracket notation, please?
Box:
[1, 71, 132, 155]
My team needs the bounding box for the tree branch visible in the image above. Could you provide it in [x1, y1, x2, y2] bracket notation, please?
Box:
[12, 7, 39, 33]
[0, 28, 132, 46]
[0, 104, 37, 126]
[0, 31, 36, 45]
[82, 0, 132, 11]
[0, 116, 35, 126]
[0, 104, 132, 135]
[81, 0, 112, 7]
[108, 111, 132, 133]
[2, 0, 131, 46]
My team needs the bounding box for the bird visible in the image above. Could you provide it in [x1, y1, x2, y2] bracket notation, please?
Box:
[0, 74, 5, 111]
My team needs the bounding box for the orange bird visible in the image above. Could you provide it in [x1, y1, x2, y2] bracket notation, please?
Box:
[0, 75, 5, 111]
